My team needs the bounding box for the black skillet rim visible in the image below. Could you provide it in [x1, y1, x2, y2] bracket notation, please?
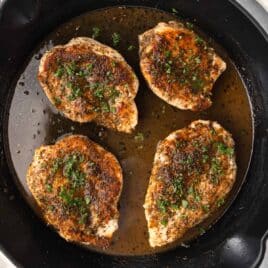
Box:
[0, 1, 267, 267]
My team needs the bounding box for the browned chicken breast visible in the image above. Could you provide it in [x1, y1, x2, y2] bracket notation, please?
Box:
[26, 135, 122, 248]
[38, 37, 138, 133]
[139, 21, 226, 111]
[144, 120, 236, 247]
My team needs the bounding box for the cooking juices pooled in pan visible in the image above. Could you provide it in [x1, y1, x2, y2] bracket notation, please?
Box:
[7, 7, 253, 255]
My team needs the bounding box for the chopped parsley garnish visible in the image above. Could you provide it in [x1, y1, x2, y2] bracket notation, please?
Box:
[202, 204, 210, 213]
[59, 186, 90, 224]
[53, 97, 61, 106]
[171, 8, 178, 14]
[181, 199, 188, 208]
[191, 75, 205, 92]
[92, 27, 101, 39]
[67, 84, 82, 101]
[157, 199, 170, 213]
[48, 205, 55, 211]
[195, 35, 206, 46]
[79, 207, 89, 224]
[59, 187, 74, 205]
[51, 158, 62, 175]
[217, 198, 225, 207]
[216, 142, 234, 156]
[161, 218, 168, 226]
[112, 32, 120, 47]
[85, 196, 91, 205]
[202, 154, 209, 163]
[66, 80, 82, 101]
[172, 175, 184, 197]
[186, 22, 194, 29]
[90, 82, 119, 113]
[127, 45, 135, 51]
[134, 132, 144, 142]
[63, 154, 85, 188]
[199, 227, 206, 235]
[210, 157, 222, 184]
[45, 183, 52, 193]
[176, 140, 187, 149]
[210, 128, 216, 135]
[100, 102, 109, 112]
[87, 63, 94, 74]
[48, 153, 95, 225]
[65, 62, 76, 76]
[54, 66, 64, 78]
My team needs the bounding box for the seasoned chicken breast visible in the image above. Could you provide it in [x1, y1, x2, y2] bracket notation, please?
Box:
[38, 37, 138, 133]
[144, 120, 236, 247]
[139, 21, 226, 111]
[26, 135, 122, 248]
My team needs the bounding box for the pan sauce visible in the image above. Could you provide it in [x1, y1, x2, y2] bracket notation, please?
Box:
[7, 7, 253, 255]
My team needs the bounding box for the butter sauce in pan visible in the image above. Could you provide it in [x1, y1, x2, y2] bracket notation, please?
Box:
[7, 7, 253, 255]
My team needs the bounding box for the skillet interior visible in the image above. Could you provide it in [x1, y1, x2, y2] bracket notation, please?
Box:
[0, 1, 267, 267]
[6, 6, 253, 256]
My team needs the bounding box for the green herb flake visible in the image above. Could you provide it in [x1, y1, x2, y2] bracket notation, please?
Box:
[181, 199, 188, 208]
[171, 203, 179, 210]
[210, 128, 216, 135]
[186, 22, 194, 29]
[110, 106, 116, 113]
[40, 162, 47, 169]
[127, 45, 135, 51]
[195, 35, 205, 46]
[176, 140, 187, 149]
[67, 84, 82, 101]
[53, 97, 61, 106]
[87, 161, 96, 167]
[78, 205, 89, 224]
[100, 101, 110, 113]
[93, 87, 104, 99]
[63, 154, 86, 188]
[51, 158, 62, 175]
[188, 185, 201, 203]
[45, 183, 52, 193]
[85, 196, 91, 205]
[92, 27, 101, 39]
[172, 175, 184, 197]
[216, 142, 234, 156]
[87, 63, 94, 74]
[210, 157, 222, 184]
[171, 8, 178, 14]
[160, 218, 168, 226]
[134, 132, 144, 142]
[48, 205, 55, 211]
[202, 204, 210, 213]
[202, 154, 209, 163]
[59, 186, 74, 205]
[54, 66, 64, 78]
[164, 50, 171, 58]
[199, 227, 206, 235]
[65, 63, 76, 76]
[112, 32, 121, 47]
[188, 186, 194, 195]
[157, 199, 170, 213]
[217, 198, 225, 207]
[79, 212, 88, 224]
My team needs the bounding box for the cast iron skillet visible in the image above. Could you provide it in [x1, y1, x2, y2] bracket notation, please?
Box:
[0, 0, 267, 267]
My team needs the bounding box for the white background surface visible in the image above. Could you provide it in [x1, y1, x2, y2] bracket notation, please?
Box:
[0, 0, 267, 267]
